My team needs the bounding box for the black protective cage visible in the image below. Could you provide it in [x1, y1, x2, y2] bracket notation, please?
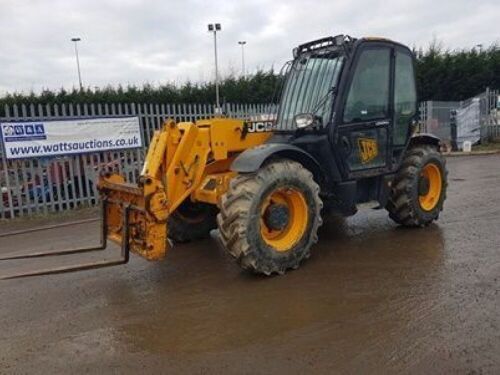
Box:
[274, 35, 354, 131]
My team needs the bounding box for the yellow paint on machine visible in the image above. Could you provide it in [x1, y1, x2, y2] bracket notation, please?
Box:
[358, 138, 378, 163]
[98, 118, 272, 261]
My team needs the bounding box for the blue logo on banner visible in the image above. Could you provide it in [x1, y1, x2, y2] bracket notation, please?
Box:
[14, 125, 24, 135]
[35, 124, 45, 134]
[2, 123, 47, 142]
[25, 125, 35, 135]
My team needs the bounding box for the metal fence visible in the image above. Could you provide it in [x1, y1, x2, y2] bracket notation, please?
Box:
[480, 89, 500, 141]
[2, 93, 498, 219]
[419, 88, 499, 148]
[0, 102, 275, 219]
[418, 101, 460, 140]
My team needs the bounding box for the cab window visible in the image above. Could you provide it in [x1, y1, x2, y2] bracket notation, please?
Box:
[394, 51, 417, 145]
[343, 48, 391, 123]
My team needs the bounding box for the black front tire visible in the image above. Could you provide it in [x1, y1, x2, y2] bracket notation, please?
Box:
[217, 159, 323, 275]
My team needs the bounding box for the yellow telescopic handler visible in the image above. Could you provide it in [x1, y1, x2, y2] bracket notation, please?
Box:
[1, 35, 447, 278]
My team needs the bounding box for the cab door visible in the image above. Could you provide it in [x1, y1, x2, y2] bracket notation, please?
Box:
[335, 44, 393, 178]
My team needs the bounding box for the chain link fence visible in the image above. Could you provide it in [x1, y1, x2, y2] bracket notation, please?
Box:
[419, 88, 499, 150]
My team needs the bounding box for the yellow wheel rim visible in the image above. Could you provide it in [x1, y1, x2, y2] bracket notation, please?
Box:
[419, 163, 442, 211]
[260, 187, 309, 252]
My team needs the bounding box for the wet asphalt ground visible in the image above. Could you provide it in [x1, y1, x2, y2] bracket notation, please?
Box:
[0, 154, 499, 374]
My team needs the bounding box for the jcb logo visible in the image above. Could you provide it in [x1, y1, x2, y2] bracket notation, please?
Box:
[246, 121, 275, 133]
[358, 138, 378, 163]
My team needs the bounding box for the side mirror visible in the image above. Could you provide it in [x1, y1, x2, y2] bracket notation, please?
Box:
[293, 113, 315, 128]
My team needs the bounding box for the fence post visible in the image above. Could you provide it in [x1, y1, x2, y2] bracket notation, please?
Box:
[1, 104, 15, 218]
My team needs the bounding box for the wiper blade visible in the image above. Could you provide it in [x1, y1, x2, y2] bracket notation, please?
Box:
[309, 55, 342, 117]
[311, 86, 336, 115]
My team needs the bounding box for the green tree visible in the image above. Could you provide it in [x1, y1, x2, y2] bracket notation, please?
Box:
[0, 43, 498, 116]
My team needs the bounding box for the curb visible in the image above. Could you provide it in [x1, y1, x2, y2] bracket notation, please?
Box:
[0, 218, 99, 238]
[444, 150, 500, 157]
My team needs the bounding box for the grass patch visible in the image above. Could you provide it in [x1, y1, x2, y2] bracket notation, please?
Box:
[472, 142, 500, 152]
[0, 205, 99, 226]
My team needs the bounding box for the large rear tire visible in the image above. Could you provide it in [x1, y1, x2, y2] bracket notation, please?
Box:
[386, 145, 447, 227]
[168, 201, 218, 243]
[217, 159, 323, 275]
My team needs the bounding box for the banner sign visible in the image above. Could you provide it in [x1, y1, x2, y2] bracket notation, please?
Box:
[1, 116, 142, 159]
[456, 98, 480, 149]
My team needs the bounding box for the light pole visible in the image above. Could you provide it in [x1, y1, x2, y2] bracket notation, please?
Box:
[71, 37, 83, 90]
[208, 23, 221, 114]
[238, 41, 246, 77]
[476, 44, 483, 52]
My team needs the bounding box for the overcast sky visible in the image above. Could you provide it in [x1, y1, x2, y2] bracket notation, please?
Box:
[0, 0, 498, 95]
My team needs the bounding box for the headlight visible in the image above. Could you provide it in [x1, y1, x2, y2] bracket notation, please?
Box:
[294, 113, 315, 128]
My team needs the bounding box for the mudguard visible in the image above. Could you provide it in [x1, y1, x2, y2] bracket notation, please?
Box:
[231, 143, 324, 182]
[409, 133, 441, 148]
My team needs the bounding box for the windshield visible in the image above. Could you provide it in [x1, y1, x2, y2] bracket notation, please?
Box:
[277, 53, 344, 130]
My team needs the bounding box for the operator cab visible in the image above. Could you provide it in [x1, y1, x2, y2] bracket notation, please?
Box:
[273, 35, 418, 181]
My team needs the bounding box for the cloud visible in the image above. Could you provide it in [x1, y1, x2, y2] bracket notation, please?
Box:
[0, 0, 498, 94]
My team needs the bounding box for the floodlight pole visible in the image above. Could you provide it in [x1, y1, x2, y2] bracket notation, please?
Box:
[238, 41, 246, 77]
[71, 37, 83, 91]
[214, 31, 220, 113]
[208, 23, 222, 114]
